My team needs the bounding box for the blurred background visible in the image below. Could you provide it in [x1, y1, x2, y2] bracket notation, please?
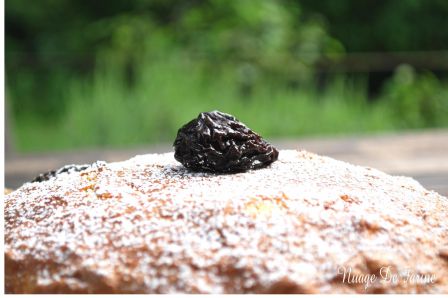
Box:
[4, 0, 448, 193]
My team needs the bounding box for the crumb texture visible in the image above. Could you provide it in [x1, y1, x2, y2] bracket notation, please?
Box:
[5, 150, 448, 293]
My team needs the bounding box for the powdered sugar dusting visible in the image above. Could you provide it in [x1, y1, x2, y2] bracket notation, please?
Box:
[5, 150, 448, 293]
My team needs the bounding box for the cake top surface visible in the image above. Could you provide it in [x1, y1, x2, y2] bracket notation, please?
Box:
[5, 150, 448, 293]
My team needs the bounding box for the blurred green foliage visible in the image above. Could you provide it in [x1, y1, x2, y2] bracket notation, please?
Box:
[300, 0, 448, 51]
[13, 58, 395, 151]
[383, 65, 448, 128]
[5, 0, 448, 152]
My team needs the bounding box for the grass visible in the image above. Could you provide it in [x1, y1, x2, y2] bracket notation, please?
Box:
[9, 56, 446, 152]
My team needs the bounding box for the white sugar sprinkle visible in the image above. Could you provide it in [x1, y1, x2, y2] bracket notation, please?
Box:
[5, 150, 448, 294]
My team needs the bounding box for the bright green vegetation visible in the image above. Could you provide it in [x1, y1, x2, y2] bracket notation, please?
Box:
[10, 58, 448, 152]
[6, 0, 448, 152]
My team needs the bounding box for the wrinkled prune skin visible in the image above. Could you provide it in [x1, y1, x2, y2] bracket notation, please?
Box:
[173, 111, 279, 173]
[32, 164, 91, 183]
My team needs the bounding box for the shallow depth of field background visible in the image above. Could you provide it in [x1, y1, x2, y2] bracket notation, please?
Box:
[5, 0, 448, 153]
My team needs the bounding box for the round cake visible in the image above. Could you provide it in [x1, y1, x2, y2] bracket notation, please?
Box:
[5, 150, 448, 293]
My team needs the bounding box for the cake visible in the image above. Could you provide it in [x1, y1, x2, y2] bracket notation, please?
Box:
[4, 150, 448, 293]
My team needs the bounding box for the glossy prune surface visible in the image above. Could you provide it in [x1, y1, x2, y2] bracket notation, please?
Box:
[173, 111, 279, 173]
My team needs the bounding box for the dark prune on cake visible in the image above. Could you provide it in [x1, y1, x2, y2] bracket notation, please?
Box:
[32, 164, 91, 183]
[173, 110, 279, 173]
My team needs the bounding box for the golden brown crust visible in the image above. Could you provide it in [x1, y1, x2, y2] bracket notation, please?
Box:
[5, 150, 448, 293]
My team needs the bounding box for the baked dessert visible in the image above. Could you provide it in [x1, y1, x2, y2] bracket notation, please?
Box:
[5, 150, 448, 293]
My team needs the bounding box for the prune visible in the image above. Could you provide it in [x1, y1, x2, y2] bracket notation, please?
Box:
[32, 164, 90, 183]
[173, 111, 279, 173]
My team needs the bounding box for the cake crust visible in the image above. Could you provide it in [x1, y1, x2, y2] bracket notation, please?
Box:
[5, 150, 448, 293]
